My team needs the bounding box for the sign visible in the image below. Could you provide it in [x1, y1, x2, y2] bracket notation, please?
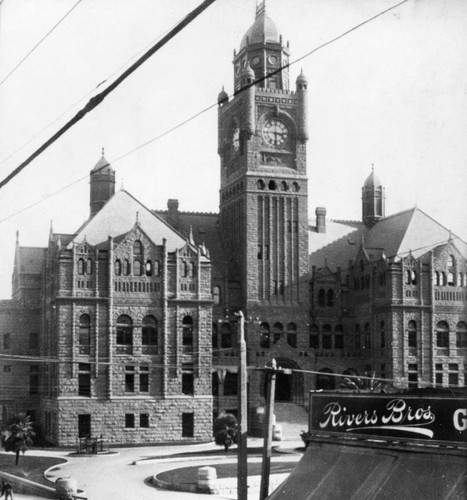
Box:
[310, 393, 467, 444]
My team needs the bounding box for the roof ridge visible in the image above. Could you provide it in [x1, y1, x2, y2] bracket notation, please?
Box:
[154, 209, 219, 216]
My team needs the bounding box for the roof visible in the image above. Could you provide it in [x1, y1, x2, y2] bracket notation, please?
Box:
[17, 247, 46, 274]
[363, 168, 382, 188]
[240, 3, 280, 49]
[309, 207, 467, 271]
[154, 209, 225, 277]
[68, 190, 194, 253]
[268, 438, 467, 500]
[91, 153, 113, 173]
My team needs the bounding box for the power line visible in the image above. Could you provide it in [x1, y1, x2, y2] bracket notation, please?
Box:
[0, 0, 217, 192]
[0, 0, 83, 88]
[0, 0, 410, 206]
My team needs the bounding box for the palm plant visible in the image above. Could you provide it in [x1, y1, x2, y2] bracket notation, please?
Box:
[338, 372, 390, 392]
[213, 412, 238, 452]
[1, 413, 35, 465]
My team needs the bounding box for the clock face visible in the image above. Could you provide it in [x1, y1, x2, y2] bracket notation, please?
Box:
[263, 119, 289, 147]
[252, 56, 261, 66]
[232, 127, 240, 151]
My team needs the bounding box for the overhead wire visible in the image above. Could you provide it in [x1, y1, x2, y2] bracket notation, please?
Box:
[0, 0, 218, 191]
[0, 0, 83, 88]
[0, 0, 411, 212]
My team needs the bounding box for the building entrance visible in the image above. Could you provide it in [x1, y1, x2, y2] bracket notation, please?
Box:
[274, 358, 304, 405]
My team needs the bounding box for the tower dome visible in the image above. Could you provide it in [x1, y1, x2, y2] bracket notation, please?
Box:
[217, 86, 229, 106]
[240, 2, 279, 49]
[363, 168, 382, 189]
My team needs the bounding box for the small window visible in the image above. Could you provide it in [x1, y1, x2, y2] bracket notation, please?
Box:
[142, 315, 158, 345]
[140, 414, 149, 428]
[447, 272, 455, 286]
[182, 413, 194, 437]
[182, 316, 194, 348]
[79, 314, 91, 355]
[273, 322, 283, 344]
[116, 315, 133, 345]
[78, 363, 91, 397]
[125, 414, 135, 428]
[286, 323, 297, 348]
[213, 286, 221, 304]
[86, 258, 93, 275]
[114, 260, 122, 276]
[124, 259, 131, 276]
[257, 179, 265, 190]
[456, 322, 467, 348]
[182, 365, 194, 395]
[260, 322, 270, 349]
[145, 260, 153, 276]
[436, 321, 449, 348]
[30, 365, 39, 395]
[189, 262, 196, 278]
[140, 366, 149, 392]
[133, 260, 142, 276]
[317, 289, 325, 307]
[327, 289, 334, 307]
[212, 323, 218, 350]
[77, 258, 85, 275]
[221, 323, 233, 348]
[125, 366, 135, 392]
[309, 324, 319, 349]
[154, 260, 161, 277]
[133, 240, 143, 256]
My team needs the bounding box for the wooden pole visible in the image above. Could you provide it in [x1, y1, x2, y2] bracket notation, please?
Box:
[237, 311, 248, 500]
[259, 363, 277, 500]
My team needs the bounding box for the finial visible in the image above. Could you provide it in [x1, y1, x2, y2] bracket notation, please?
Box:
[371, 163, 374, 172]
[136, 211, 139, 225]
[16, 230, 19, 244]
[188, 225, 195, 245]
[102, 147, 105, 157]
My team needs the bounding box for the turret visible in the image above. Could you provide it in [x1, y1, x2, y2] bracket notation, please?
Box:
[362, 167, 385, 227]
[296, 69, 308, 141]
[90, 149, 115, 218]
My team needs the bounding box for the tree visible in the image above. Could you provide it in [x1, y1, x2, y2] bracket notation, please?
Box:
[213, 412, 238, 452]
[338, 372, 392, 393]
[1, 413, 35, 465]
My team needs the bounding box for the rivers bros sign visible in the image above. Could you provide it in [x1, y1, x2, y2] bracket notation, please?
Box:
[309, 392, 467, 444]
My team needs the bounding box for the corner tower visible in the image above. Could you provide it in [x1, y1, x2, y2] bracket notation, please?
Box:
[90, 149, 115, 218]
[362, 167, 385, 227]
[217, 1, 309, 312]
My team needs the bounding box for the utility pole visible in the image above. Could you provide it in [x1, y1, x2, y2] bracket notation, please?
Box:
[236, 311, 248, 500]
[259, 360, 277, 500]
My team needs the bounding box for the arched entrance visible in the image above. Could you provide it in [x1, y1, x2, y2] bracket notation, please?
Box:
[274, 358, 304, 405]
[316, 368, 336, 390]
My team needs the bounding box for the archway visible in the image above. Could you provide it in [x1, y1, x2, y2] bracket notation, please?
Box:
[274, 358, 304, 405]
[316, 368, 336, 390]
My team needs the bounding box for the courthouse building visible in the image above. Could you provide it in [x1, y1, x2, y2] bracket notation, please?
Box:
[0, 2, 465, 445]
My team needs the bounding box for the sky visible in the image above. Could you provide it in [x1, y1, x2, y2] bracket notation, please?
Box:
[0, 0, 466, 299]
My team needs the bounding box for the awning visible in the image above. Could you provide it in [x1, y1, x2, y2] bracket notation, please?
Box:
[267, 439, 466, 500]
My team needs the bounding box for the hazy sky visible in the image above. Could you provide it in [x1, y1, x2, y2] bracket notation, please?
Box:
[0, 0, 466, 299]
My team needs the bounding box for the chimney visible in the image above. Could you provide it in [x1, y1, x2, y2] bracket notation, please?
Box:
[315, 207, 326, 233]
[167, 199, 179, 228]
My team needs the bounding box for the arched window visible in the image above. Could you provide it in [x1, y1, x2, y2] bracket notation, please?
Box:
[449, 255, 455, 267]
[142, 315, 157, 345]
[322, 324, 332, 349]
[182, 316, 194, 349]
[458, 273, 465, 287]
[190, 262, 196, 278]
[213, 286, 221, 304]
[435, 271, 440, 286]
[133, 240, 143, 257]
[436, 321, 449, 348]
[212, 323, 218, 350]
[182, 261, 188, 278]
[309, 324, 319, 349]
[273, 322, 283, 344]
[408, 320, 417, 349]
[448, 272, 455, 286]
[133, 260, 142, 276]
[318, 289, 325, 307]
[334, 324, 344, 349]
[86, 258, 93, 275]
[124, 259, 131, 276]
[268, 180, 276, 191]
[77, 258, 85, 275]
[79, 314, 91, 354]
[286, 322, 297, 348]
[260, 322, 270, 348]
[456, 321, 467, 348]
[257, 179, 265, 190]
[116, 315, 133, 345]
[327, 289, 334, 307]
[145, 260, 153, 276]
[441, 272, 447, 286]
[154, 260, 161, 277]
[114, 259, 122, 276]
[406, 269, 416, 285]
[221, 323, 232, 349]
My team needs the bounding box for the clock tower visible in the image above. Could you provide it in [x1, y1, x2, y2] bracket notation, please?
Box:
[217, 1, 309, 315]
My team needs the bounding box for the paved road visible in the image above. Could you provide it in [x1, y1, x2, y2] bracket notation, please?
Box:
[15, 439, 302, 500]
